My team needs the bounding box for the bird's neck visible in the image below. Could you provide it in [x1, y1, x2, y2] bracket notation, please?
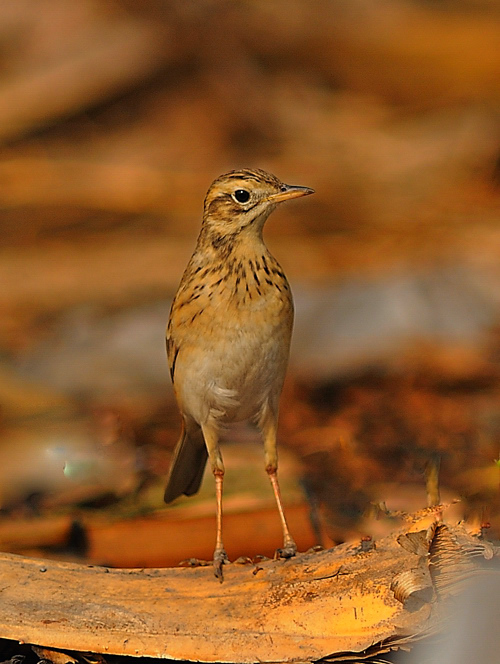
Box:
[197, 222, 269, 262]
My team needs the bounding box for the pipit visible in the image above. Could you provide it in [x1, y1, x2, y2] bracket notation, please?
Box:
[164, 168, 314, 579]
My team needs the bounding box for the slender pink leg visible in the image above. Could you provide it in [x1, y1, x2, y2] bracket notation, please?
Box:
[213, 471, 228, 580]
[260, 406, 297, 558]
[202, 423, 228, 581]
[267, 468, 297, 557]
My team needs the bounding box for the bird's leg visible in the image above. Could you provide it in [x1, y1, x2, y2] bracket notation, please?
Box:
[202, 423, 228, 581]
[267, 468, 297, 558]
[260, 408, 297, 559]
[214, 470, 226, 571]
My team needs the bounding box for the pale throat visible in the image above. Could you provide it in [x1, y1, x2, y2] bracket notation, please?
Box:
[201, 210, 276, 260]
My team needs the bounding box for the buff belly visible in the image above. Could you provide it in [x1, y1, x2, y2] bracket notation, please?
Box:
[174, 321, 291, 425]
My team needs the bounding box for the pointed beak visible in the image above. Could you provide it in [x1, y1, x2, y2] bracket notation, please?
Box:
[266, 184, 315, 203]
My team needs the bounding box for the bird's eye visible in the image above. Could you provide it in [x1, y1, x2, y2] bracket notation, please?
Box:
[233, 189, 250, 204]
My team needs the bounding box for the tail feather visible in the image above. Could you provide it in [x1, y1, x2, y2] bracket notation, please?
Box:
[164, 421, 208, 503]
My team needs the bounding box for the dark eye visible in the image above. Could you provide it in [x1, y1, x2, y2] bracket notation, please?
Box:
[233, 189, 250, 204]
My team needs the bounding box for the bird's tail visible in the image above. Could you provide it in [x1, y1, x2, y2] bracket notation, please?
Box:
[164, 420, 208, 503]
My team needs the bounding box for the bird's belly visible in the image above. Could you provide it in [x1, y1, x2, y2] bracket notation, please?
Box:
[177, 320, 291, 424]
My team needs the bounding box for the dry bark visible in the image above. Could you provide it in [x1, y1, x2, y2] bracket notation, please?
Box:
[0, 514, 496, 663]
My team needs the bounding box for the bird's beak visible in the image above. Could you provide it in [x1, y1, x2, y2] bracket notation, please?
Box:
[266, 184, 315, 203]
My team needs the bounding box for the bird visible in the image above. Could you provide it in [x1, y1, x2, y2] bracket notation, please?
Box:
[164, 168, 314, 580]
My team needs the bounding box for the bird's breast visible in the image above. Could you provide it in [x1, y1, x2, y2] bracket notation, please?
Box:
[168, 254, 293, 424]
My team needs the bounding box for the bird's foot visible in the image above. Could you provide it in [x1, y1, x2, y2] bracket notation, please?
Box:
[275, 540, 297, 560]
[213, 548, 229, 582]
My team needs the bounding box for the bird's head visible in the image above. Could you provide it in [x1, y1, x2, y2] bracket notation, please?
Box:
[201, 169, 314, 240]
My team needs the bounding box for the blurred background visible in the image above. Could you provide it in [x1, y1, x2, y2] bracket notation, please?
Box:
[0, 0, 499, 567]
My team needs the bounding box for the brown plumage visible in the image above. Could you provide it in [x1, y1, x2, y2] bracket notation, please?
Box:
[164, 168, 314, 579]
